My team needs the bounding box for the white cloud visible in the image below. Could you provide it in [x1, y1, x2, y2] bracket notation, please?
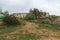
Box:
[0, 0, 60, 15]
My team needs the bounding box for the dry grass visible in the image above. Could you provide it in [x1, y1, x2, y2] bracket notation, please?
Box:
[0, 22, 60, 40]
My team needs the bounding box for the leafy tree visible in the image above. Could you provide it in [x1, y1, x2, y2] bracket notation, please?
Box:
[25, 9, 35, 20]
[32, 8, 40, 19]
[3, 11, 20, 26]
[29, 9, 33, 14]
[3, 11, 9, 16]
[25, 8, 43, 22]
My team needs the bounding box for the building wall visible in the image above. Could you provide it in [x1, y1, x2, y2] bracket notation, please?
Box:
[13, 12, 49, 18]
[46, 13, 49, 17]
[13, 13, 27, 18]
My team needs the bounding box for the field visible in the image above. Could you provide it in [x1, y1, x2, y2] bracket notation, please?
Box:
[0, 22, 60, 40]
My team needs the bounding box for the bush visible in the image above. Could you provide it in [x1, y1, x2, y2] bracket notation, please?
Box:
[25, 13, 35, 20]
[17, 18, 26, 25]
[3, 15, 20, 26]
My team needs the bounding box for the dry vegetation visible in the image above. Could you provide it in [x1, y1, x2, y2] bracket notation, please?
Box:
[0, 22, 60, 40]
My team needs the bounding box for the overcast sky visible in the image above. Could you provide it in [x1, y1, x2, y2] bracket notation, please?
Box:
[0, 0, 60, 15]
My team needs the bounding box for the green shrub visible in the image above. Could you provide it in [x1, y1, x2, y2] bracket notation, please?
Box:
[3, 15, 20, 26]
[17, 18, 26, 25]
[25, 13, 35, 20]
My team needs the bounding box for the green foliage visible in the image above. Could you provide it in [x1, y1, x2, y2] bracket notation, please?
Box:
[25, 8, 50, 23]
[25, 8, 41, 21]
[25, 13, 35, 20]
[17, 18, 26, 25]
[31, 8, 40, 19]
[37, 23, 60, 31]
[0, 26, 16, 34]
[38, 23, 55, 29]
[3, 15, 20, 26]
[0, 37, 5, 40]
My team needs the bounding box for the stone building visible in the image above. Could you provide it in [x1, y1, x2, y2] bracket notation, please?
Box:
[13, 12, 49, 18]
[13, 13, 28, 18]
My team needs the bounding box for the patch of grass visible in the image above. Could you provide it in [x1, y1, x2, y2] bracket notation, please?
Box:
[17, 18, 26, 25]
[0, 25, 22, 34]
[37, 23, 60, 31]
[0, 23, 25, 34]
[0, 37, 5, 40]
[14, 33, 39, 40]
[0, 26, 16, 34]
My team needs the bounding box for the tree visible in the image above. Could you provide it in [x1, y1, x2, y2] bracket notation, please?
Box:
[3, 15, 20, 25]
[25, 9, 35, 20]
[31, 8, 42, 23]
[3, 11, 9, 16]
[29, 9, 33, 14]
[32, 8, 40, 19]
[3, 11, 20, 26]
[25, 8, 43, 22]
[25, 13, 35, 20]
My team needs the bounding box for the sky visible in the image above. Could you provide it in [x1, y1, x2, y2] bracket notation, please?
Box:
[0, 0, 60, 15]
